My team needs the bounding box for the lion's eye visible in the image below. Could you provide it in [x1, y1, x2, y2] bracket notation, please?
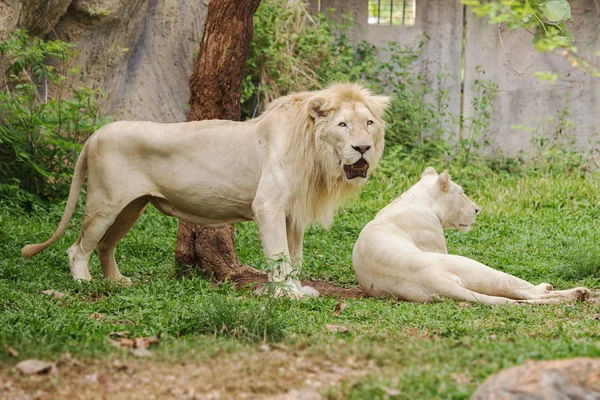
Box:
[367, 120, 374, 126]
[338, 122, 347, 127]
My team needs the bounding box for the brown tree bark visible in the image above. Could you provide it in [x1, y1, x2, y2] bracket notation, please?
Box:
[175, 0, 264, 283]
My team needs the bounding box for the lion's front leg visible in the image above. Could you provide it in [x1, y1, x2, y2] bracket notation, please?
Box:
[286, 221, 320, 297]
[252, 199, 302, 298]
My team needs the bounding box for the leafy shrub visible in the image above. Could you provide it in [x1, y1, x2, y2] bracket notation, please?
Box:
[455, 66, 498, 168]
[243, 0, 380, 118]
[518, 100, 597, 176]
[0, 30, 109, 202]
[377, 40, 453, 161]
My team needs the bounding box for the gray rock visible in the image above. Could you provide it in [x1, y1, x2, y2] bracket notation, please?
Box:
[0, 0, 209, 123]
[473, 358, 600, 400]
[0, 0, 71, 37]
[15, 359, 57, 375]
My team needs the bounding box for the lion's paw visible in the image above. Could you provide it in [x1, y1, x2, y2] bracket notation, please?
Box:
[299, 285, 320, 298]
[254, 283, 304, 299]
[71, 270, 92, 282]
[274, 284, 304, 299]
[111, 276, 132, 286]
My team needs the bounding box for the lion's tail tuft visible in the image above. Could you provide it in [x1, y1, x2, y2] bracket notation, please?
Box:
[22, 243, 48, 258]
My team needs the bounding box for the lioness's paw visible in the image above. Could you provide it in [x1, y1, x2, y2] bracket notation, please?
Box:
[539, 283, 553, 292]
[533, 283, 553, 295]
[300, 285, 320, 298]
[574, 287, 591, 302]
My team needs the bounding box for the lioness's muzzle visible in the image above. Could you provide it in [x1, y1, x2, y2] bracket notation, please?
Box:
[344, 158, 369, 179]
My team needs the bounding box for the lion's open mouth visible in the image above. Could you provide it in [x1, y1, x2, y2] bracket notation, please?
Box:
[343, 158, 369, 179]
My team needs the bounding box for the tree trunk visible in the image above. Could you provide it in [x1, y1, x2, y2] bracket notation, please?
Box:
[175, 0, 264, 283]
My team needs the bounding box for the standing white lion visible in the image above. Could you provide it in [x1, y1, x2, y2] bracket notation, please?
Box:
[353, 167, 590, 304]
[22, 83, 390, 298]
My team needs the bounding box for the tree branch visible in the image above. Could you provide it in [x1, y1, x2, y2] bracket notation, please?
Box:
[498, 23, 524, 78]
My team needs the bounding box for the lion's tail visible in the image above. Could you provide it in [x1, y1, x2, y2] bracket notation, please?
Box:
[22, 144, 89, 258]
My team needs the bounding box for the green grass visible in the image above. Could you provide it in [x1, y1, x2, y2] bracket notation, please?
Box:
[1, 159, 600, 398]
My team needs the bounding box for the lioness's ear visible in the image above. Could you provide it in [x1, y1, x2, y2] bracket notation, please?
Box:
[308, 99, 327, 120]
[437, 170, 450, 192]
[422, 166, 438, 178]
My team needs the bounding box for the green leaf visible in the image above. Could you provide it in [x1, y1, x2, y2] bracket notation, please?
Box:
[541, 0, 570, 22]
[563, 3, 571, 19]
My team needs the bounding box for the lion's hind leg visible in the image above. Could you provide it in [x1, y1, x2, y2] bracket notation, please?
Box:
[68, 241, 93, 282]
[68, 210, 119, 282]
[98, 196, 149, 285]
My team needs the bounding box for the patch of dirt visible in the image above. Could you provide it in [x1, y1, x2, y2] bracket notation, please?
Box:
[303, 280, 364, 299]
[0, 350, 376, 399]
[232, 269, 365, 299]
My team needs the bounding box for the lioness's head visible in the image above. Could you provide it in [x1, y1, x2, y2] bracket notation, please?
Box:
[421, 167, 480, 232]
[307, 83, 390, 182]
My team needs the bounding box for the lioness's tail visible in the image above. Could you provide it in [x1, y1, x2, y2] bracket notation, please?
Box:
[22, 144, 89, 258]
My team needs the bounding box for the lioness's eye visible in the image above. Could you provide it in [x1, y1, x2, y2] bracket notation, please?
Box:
[338, 122, 347, 127]
[367, 120, 374, 126]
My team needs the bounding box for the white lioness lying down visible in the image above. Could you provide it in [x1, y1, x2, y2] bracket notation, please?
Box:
[22, 83, 390, 298]
[353, 167, 590, 305]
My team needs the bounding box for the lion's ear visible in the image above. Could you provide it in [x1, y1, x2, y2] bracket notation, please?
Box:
[367, 95, 391, 118]
[437, 170, 450, 192]
[308, 99, 328, 120]
[372, 96, 392, 116]
[422, 166, 438, 178]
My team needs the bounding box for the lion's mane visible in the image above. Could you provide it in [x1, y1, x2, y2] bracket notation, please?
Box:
[258, 83, 388, 230]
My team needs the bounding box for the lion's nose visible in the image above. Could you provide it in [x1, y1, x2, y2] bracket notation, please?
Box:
[352, 145, 371, 154]
[475, 207, 480, 214]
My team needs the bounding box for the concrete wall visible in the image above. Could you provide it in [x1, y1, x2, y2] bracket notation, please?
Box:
[463, 0, 599, 156]
[314, 0, 600, 156]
